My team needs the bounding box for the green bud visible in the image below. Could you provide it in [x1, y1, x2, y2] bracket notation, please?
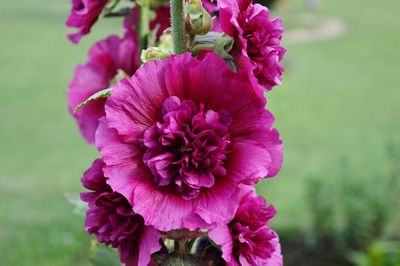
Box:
[141, 47, 171, 63]
[190, 32, 237, 71]
[185, 0, 212, 35]
[191, 32, 234, 60]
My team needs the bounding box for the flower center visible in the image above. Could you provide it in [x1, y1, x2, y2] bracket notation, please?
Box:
[73, 1, 85, 11]
[143, 96, 232, 200]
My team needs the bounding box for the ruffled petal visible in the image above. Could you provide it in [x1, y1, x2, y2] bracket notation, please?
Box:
[119, 226, 161, 266]
[208, 225, 239, 266]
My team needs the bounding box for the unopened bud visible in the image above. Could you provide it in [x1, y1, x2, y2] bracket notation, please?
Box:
[185, 0, 212, 35]
[141, 47, 171, 63]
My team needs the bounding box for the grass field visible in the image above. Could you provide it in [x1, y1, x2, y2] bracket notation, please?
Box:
[0, 0, 399, 265]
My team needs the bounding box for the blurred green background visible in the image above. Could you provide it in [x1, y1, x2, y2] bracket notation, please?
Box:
[0, 0, 399, 265]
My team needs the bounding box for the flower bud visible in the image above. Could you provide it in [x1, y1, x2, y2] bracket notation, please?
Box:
[194, 237, 225, 266]
[185, 0, 212, 35]
[141, 47, 171, 63]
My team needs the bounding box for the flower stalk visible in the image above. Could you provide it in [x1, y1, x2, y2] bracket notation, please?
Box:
[138, 0, 151, 56]
[170, 0, 186, 54]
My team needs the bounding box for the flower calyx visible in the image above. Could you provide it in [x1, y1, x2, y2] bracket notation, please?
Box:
[141, 47, 171, 62]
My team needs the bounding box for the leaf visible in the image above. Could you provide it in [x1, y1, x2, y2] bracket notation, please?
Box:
[73, 88, 112, 113]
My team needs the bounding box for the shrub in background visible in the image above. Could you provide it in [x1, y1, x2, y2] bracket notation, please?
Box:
[306, 142, 400, 253]
[350, 241, 400, 266]
[254, 0, 278, 9]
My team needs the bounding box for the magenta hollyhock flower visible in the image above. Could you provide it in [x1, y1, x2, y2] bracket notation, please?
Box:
[202, 0, 218, 13]
[95, 52, 283, 231]
[67, 22, 139, 144]
[150, 5, 171, 38]
[66, 0, 107, 43]
[209, 186, 283, 266]
[218, 0, 286, 91]
[81, 159, 161, 266]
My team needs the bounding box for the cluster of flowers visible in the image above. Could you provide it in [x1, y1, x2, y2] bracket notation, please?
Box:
[66, 0, 285, 265]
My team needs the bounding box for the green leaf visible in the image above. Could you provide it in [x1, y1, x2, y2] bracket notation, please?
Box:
[73, 88, 112, 113]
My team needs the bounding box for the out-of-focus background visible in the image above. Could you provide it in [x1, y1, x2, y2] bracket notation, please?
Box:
[0, 0, 399, 265]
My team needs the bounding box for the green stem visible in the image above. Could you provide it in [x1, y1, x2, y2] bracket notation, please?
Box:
[170, 0, 186, 54]
[138, 0, 150, 57]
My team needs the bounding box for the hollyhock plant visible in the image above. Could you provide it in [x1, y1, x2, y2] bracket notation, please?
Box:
[65, 0, 287, 264]
[96, 52, 283, 232]
[81, 159, 161, 266]
[66, 0, 108, 43]
[209, 186, 283, 266]
[67, 21, 139, 144]
[218, 0, 286, 91]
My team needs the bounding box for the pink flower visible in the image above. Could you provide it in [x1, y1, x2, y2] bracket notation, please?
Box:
[66, 0, 107, 43]
[81, 159, 161, 266]
[96, 52, 283, 231]
[67, 22, 139, 144]
[218, 0, 286, 91]
[209, 186, 283, 266]
[151, 5, 171, 38]
[202, 0, 219, 13]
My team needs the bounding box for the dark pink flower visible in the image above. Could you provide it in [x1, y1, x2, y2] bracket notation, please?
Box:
[96, 52, 282, 231]
[151, 5, 171, 38]
[218, 0, 286, 91]
[209, 186, 283, 266]
[129, 5, 171, 40]
[66, 0, 107, 43]
[81, 159, 161, 266]
[202, 0, 219, 13]
[67, 22, 139, 144]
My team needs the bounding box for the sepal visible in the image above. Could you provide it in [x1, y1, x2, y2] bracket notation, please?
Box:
[73, 88, 112, 113]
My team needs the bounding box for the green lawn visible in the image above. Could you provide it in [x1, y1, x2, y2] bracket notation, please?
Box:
[0, 0, 399, 265]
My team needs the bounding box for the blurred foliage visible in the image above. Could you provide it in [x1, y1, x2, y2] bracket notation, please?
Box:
[89, 241, 121, 266]
[254, 0, 278, 9]
[306, 142, 400, 252]
[350, 241, 400, 266]
[65, 193, 87, 216]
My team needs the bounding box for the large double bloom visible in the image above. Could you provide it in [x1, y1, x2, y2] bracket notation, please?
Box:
[209, 186, 282, 266]
[96, 53, 282, 231]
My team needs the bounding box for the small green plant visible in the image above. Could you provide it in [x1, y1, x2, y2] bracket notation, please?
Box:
[350, 241, 400, 266]
[306, 142, 400, 252]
